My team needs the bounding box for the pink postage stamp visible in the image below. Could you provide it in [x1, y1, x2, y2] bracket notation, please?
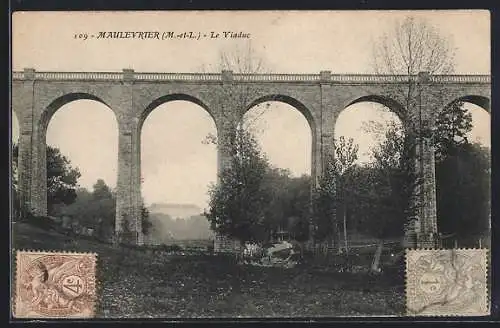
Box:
[406, 249, 489, 316]
[13, 250, 97, 318]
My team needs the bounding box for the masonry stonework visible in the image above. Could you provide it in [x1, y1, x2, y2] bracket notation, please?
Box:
[12, 69, 490, 248]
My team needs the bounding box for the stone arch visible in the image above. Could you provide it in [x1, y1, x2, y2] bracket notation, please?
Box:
[334, 95, 406, 166]
[139, 93, 216, 132]
[36, 93, 119, 216]
[242, 94, 316, 181]
[341, 95, 408, 130]
[443, 95, 490, 113]
[138, 94, 219, 216]
[245, 94, 316, 133]
[39, 93, 116, 136]
[138, 94, 218, 182]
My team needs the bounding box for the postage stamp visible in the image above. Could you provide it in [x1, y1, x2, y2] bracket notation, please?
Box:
[13, 250, 97, 319]
[405, 249, 489, 316]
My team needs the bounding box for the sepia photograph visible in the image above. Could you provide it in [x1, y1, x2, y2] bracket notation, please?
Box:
[10, 10, 491, 318]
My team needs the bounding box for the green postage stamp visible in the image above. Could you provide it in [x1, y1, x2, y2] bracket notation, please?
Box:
[406, 249, 489, 316]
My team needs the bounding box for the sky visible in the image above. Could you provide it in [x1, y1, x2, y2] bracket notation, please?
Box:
[11, 11, 491, 209]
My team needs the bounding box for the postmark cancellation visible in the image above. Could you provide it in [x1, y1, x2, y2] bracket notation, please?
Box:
[13, 250, 97, 319]
[406, 249, 489, 316]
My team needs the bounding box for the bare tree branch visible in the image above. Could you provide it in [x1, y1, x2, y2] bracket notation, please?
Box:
[374, 16, 456, 77]
[201, 42, 274, 161]
[369, 15, 457, 231]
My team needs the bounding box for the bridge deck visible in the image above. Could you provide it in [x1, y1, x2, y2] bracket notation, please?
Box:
[12, 70, 491, 84]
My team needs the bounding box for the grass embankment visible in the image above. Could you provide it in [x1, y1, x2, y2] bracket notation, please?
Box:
[12, 222, 405, 318]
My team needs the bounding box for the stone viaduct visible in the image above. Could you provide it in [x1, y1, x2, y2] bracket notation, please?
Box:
[12, 68, 490, 247]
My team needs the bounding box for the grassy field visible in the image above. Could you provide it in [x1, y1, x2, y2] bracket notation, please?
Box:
[11, 222, 405, 318]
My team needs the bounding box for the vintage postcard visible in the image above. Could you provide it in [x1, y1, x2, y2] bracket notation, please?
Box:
[11, 10, 491, 318]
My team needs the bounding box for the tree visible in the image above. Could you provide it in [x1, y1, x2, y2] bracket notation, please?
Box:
[371, 14, 456, 157]
[372, 16, 455, 139]
[333, 137, 359, 254]
[371, 15, 456, 154]
[433, 95, 490, 247]
[204, 44, 276, 249]
[60, 188, 93, 225]
[261, 167, 291, 233]
[353, 117, 430, 272]
[436, 142, 490, 246]
[370, 124, 416, 271]
[432, 100, 490, 246]
[434, 100, 473, 162]
[91, 180, 116, 239]
[361, 100, 487, 251]
[46, 146, 81, 215]
[258, 167, 311, 242]
[206, 128, 272, 246]
[373, 17, 487, 246]
[372, 16, 455, 77]
[12, 143, 81, 216]
[202, 43, 271, 147]
[360, 104, 476, 268]
[313, 137, 358, 252]
[370, 16, 457, 248]
[313, 153, 337, 245]
[60, 179, 116, 240]
[371, 15, 456, 149]
[284, 174, 311, 242]
[92, 179, 113, 200]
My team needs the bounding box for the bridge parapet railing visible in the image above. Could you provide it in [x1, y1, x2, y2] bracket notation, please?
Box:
[429, 75, 490, 83]
[11, 70, 491, 84]
[232, 74, 414, 83]
[13, 71, 124, 80]
[36, 72, 123, 80]
[12, 72, 24, 79]
[233, 73, 320, 82]
[330, 74, 411, 83]
[134, 72, 222, 81]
